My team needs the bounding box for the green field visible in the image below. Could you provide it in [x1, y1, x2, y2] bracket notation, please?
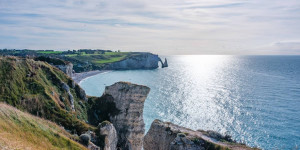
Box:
[37, 51, 63, 54]
[65, 52, 130, 64]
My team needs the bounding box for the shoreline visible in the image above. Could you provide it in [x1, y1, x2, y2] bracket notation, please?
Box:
[72, 70, 109, 84]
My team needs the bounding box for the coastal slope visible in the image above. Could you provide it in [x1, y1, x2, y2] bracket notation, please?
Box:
[0, 56, 92, 134]
[0, 103, 87, 150]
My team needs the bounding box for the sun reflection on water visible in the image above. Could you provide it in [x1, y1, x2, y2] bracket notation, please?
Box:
[80, 55, 300, 149]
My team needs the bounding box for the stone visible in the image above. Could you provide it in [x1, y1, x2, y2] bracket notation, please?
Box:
[88, 142, 100, 150]
[80, 134, 91, 146]
[99, 121, 118, 150]
[75, 85, 88, 101]
[61, 82, 75, 111]
[71, 80, 76, 88]
[144, 119, 254, 150]
[104, 82, 150, 150]
[61, 82, 70, 92]
[56, 62, 73, 77]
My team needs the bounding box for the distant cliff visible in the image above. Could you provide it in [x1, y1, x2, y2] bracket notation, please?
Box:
[104, 53, 167, 70]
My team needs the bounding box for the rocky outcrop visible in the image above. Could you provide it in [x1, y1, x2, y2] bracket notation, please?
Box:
[159, 57, 168, 68]
[80, 134, 91, 146]
[80, 132, 101, 150]
[88, 142, 101, 150]
[56, 62, 74, 77]
[104, 82, 150, 150]
[75, 84, 88, 101]
[99, 121, 118, 150]
[144, 119, 256, 150]
[104, 53, 160, 70]
[163, 58, 168, 68]
[61, 82, 75, 111]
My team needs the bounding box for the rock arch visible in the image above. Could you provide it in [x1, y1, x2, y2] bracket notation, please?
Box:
[158, 57, 168, 68]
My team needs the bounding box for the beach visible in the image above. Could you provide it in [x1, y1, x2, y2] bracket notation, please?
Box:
[72, 70, 108, 83]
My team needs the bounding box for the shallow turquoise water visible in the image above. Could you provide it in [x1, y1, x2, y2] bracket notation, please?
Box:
[80, 55, 300, 149]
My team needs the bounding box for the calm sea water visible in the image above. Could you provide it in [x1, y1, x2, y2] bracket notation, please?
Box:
[80, 55, 300, 149]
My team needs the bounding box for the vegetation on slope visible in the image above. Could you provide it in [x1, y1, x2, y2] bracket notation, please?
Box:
[0, 103, 87, 150]
[0, 49, 145, 72]
[0, 56, 94, 134]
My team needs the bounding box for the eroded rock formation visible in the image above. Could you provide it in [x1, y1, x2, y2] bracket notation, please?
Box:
[163, 58, 168, 68]
[144, 119, 256, 150]
[159, 57, 168, 68]
[56, 62, 74, 77]
[104, 82, 150, 150]
[99, 121, 118, 150]
[61, 82, 75, 111]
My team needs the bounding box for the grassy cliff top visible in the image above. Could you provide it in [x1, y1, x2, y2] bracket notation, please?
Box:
[0, 56, 94, 134]
[0, 49, 151, 72]
[0, 103, 87, 150]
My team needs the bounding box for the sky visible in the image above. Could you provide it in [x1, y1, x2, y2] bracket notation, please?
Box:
[0, 0, 300, 55]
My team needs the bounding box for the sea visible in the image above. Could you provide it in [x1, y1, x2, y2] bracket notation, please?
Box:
[80, 55, 300, 150]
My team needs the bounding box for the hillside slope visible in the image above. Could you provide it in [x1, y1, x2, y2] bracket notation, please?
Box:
[0, 56, 93, 134]
[0, 103, 87, 150]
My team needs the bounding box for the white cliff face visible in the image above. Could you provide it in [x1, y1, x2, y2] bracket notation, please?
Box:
[104, 82, 150, 150]
[61, 82, 75, 111]
[99, 121, 118, 150]
[56, 63, 73, 77]
[144, 120, 255, 150]
[105, 53, 160, 70]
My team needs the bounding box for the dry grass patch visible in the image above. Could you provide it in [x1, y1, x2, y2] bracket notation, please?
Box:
[0, 103, 87, 150]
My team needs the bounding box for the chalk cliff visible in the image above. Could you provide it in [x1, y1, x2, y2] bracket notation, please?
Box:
[103, 82, 150, 150]
[104, 53, 161, 70]
[56, 62, 74, 77]
[99, 121, 118, 150]
[144, 119, 257, 150]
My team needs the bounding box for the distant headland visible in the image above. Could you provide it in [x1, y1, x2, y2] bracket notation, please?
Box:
[0, 49, 168, 82]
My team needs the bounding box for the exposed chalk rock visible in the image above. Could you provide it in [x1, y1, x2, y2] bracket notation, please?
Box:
[88, 142, 101, 150]
[99, 121, 118, 150]
[104, 82, 150, 150]
[163, 58, 168, 68]
[104, 53, 160, 70]
[56, 62, 73, 77]
[144, 119, 255, 150]
[61, 82, 75, 111]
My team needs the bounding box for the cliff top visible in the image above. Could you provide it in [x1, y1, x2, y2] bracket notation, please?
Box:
[0, 49, 158, 72]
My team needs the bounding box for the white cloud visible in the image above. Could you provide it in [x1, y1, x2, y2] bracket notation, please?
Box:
[0, 0, 300, 54]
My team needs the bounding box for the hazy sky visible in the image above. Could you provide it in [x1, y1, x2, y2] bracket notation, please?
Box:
[0, 0, 300, 55]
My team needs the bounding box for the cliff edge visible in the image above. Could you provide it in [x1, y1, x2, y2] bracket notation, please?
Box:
[104, 53, 167, 70]
[104, 82, 150, 150]
[144, 119, 258, 150]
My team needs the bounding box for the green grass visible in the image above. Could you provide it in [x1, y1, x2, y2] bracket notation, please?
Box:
[0, 56, 94, 134]
[37, 51, 63, 54]
[64, 51, 130, 68]
[0, 103, 87, 150]
[94, 55, 127, 64]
